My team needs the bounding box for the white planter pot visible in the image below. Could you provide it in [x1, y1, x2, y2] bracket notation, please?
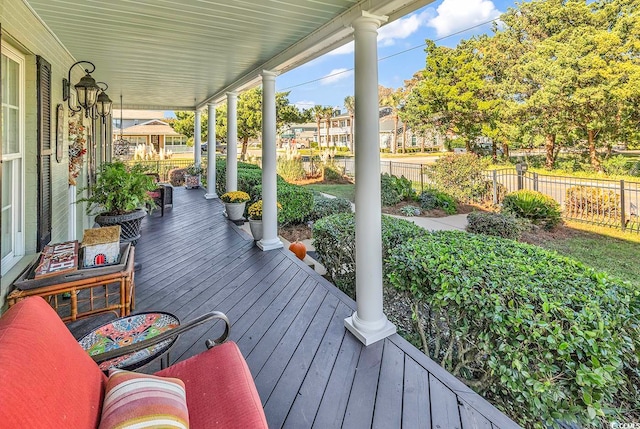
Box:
[248, 219, 263, 241]
[225, 202, 246, 221]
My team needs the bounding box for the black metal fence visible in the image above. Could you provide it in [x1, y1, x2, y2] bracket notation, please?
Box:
[127, 157, 640, 233]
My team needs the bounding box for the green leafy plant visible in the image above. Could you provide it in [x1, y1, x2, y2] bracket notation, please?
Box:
[275, 184, 314, 225]
[400, 205, 421, 216]
[186, 163, 203, 175]
[502, 190, 562, 229]
[426, 153, 489, 201]
[386, 231, 639, 428]
[466, 211, 529, 239]
[380, 173, 416, 206]
[418, 188, 457, 214]
[79, 162, 156, 216]
[308, 195, 352, 221]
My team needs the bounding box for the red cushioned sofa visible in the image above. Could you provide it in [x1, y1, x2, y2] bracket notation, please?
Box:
[0, 296, 268, 429]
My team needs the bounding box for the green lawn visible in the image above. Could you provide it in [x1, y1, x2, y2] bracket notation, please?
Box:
[533, 221, 640, 288]
[304, 184, 355, 202]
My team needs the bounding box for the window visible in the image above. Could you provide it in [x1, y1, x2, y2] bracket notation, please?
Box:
[165, 135, 186, 145]
[1, 43, 25, 275]
[127, 136, 148, 145]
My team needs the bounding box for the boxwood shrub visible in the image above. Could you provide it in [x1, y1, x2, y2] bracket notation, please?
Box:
[312, 213, 427, 297]
[418, 188, 457, 214]
[386, 231, 639, 428]
[466, 211, 529, 240]
[308, 195, 353, 222]
[380, 173, 415, 206]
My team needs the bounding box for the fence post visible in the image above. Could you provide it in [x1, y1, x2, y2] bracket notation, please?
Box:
[389, 161, 393, 176]
[533, 173, 539, 192]
[516, 163, 527, 190]
[492, 170, 498, 205]
[420, 164, 425, 192]
[621, 180, 626, 231]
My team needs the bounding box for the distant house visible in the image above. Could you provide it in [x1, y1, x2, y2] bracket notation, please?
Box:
[112, 110, 188, 153]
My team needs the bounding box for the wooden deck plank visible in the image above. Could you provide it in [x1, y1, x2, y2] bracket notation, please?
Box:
[250, 286, 329, 393]
[311, 333, 362, 429]
[402, 355, 432, 429]
[430, 375, 463, 429]
[372, 340, 405, 429]
[115, 187, 522, 429]
[262, 293, 340, 428]
[341, 340, 385, 429]
[460, 400, 493, 429]
[281, 301, 352, 429]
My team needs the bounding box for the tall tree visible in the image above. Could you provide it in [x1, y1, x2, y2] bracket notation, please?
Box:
[402, 40, 498, 153]
[311, 105, 326, 147]
[380, 86, 405, 154]
[323, 107, 335, 148]
[344, 95, 355, 152]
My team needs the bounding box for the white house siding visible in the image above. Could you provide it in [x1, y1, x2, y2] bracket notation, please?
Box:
[1, 0, 92, 308]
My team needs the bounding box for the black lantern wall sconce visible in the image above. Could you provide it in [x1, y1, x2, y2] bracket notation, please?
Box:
[63, 60, 109, 118]
[91, 82, 113, 123]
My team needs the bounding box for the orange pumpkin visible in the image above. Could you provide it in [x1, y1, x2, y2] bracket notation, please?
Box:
[289, 241, 306, 260]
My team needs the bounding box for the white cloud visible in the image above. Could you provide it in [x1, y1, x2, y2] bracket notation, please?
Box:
[428, 0, 502, 37]
[320, 68, 353, 85]
[327, 9, 434, 55]
[378, 10, 434, 46]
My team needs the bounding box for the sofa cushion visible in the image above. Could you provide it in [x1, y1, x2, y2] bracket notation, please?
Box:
[99, 369, 189, 429]
[0, 296, 107, 428]
[155, 341, 268, 429]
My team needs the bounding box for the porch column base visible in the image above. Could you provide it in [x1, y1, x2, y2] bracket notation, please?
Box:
[257, 238, 283, 251]
[204, 193, 218, 200]
[344, 311, 396, 346]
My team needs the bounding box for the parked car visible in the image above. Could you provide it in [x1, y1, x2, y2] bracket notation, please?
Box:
[296, 141, 308, 149]
[201, 143, 227, 154]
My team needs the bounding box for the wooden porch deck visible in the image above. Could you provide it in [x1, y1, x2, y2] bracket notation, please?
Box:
[128, 187, 521, 429]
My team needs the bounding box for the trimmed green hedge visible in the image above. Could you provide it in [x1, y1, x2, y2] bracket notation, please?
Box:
[312, 213, 427, 297]
[466, 211, 528, 240]
[380, 173, 415, 206]
[387, 231, 639, 428]
[309, 195, 352, 222]
[216, 160, 312, 225]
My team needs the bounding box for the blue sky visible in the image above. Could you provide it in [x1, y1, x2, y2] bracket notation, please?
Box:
[276, 0, 517, 113]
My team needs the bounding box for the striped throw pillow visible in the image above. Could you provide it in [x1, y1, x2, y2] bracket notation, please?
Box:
[99, 369, 189, 429]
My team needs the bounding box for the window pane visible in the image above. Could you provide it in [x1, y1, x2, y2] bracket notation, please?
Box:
[2, 107, 19, 154]
[1, 162, 12, 259]
[1, 54, 19, 107]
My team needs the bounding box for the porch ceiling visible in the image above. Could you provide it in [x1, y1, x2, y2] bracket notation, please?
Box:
[23, 0, 434, 110]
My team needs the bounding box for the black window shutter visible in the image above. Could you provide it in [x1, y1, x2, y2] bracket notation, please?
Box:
[37, 56, 52, 251]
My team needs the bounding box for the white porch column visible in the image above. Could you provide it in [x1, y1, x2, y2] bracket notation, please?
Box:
[226, 92, 238, 192]
[344, 12, 396, 346]
[194, 110, 202, 167]
[205, 102, 218, 199]
[257, 71, 283, 251]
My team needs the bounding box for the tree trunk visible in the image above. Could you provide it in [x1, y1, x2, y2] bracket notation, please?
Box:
[403, 127, 408, 153]
[465, 139, 472, 152]
[545, 134, 556, 170]
[392, 115, 398, 154]
[588, 129, 601, 171]
[502, 141, 509, 158]
[420, 134, 425, 153]
[240, 137, 249, 161]
[492, 140, 498, 162]
[316, 120, 321, 148]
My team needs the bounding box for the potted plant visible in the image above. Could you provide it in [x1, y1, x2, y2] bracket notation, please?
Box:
[220, 191, 250, 221]
[184, 163, 203, 189]
[79, 161, 156, 244]
[247, 200, 282, 241]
